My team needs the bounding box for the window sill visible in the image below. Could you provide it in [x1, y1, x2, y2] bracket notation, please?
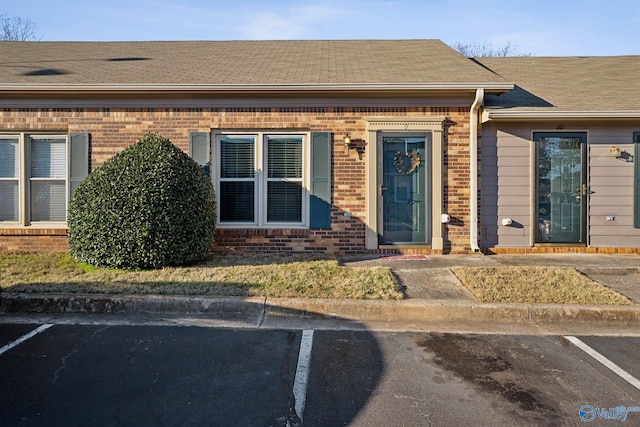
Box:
[215, 228, 310, 237]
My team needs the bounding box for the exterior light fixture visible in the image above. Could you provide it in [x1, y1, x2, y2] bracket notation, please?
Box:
[344, 135, 351, 150]
[344, 134, 366, 159]
[610, 146, 621, 158]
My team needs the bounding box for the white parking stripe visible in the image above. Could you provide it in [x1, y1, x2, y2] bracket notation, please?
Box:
[291, 329, 314, 423]
[565, 336, 640, 391]
[0, 324, 53, 356]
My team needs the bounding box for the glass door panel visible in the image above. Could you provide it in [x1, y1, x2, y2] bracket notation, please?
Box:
[380, 135, 430, 244]
[535, 133, 586, 243]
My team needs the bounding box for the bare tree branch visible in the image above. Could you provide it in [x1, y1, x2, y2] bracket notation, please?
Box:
[452, 41, 532, 57]
[1, 14, 42, 41]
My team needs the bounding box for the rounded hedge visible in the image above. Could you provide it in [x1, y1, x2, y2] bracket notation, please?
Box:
[68, 133, 216, 270]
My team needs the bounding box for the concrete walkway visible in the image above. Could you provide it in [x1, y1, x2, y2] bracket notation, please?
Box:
[1, 254, 639, 329]
[340, 253, 640, 303]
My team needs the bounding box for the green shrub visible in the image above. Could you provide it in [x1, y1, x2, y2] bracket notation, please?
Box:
[68, 133, 216, 270]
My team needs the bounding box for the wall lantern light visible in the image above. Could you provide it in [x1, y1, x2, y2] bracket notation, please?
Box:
[344, 134, 351, 150]
[344, 134, 367, 159]
[610, 145, 621, 158]
[610, 145, 634, 162]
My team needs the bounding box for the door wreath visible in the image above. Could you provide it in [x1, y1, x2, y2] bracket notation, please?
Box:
[392, 151, 421, 174]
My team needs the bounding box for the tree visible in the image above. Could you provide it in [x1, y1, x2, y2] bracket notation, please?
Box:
[452, 41, 532, 57]
[1, 14, 41, 41]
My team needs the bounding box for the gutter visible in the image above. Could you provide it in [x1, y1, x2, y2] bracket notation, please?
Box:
[482, 110, 640, 122]
[0, 82, 514, 94]
[469, 88, 484, 253]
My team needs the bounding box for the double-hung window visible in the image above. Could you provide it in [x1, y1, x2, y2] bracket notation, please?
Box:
[0, 136, 20, 222]
[215, 133, 307, 227]
[0, 133, 88, 226]
[30, 136, 68, 222]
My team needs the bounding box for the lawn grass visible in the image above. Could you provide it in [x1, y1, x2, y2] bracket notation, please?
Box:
[451, 266, 633, 305]
[0, 252, 402, 300]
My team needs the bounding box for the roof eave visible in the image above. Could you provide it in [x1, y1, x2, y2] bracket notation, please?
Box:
[482, 110, 640, 122]
[0, 82, 514, 94]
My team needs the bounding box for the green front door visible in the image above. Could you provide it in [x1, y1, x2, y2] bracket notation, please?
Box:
[535, 133, 587, 244]
[380, 135, 430, 244]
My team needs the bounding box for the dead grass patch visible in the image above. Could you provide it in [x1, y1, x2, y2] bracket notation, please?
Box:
[0, 252, 402, 300]
[450, 266, 632, 305]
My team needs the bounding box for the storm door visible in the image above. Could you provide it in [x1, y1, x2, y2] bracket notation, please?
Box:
[379, 134, 431, 244]
[535, 132, 587, 244]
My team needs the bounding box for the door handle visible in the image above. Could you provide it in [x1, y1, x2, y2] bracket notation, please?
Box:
[379, 185, 386, 197]
[579, 184, 593, 196]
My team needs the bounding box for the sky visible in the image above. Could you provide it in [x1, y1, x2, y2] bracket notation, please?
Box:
[3, 0, 640, 56]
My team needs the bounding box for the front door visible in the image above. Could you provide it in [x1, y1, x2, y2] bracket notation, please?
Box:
[379, 135, 431, 244]
[535, 132, 587, 244]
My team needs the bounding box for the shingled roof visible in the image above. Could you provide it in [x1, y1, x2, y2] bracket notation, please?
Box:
[478, 56, 640, 119]
[0, 40, 511, 92]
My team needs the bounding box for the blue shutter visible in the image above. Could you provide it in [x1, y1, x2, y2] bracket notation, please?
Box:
[634, 132, 640, 228]
[310, 132, 332, 228]
[189, 132, 211, 177]
[68, 133, 89, 200]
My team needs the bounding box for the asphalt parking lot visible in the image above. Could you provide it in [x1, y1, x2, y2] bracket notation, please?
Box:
[1, 322, 639, 426]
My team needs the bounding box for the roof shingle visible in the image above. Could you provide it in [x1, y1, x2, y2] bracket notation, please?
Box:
[0, 40, 507, 87]
[478, 56, 640, 112]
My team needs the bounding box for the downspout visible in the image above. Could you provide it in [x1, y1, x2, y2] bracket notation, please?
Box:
[469, 88, 484, 252]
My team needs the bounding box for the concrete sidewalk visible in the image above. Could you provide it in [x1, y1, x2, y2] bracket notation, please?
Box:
[1, 253, 639, 328]
[340, 253, 640, 303]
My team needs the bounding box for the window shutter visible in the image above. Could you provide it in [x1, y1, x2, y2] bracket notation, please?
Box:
[634, 132, 640, 228]
[310, 132, 332, 228]
[189, 132, 211, 177]
[69, 133, 89, 200]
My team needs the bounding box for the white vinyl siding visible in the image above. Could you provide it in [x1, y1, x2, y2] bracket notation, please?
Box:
[481, 126, 532, 247]
[482, 123, 640, 248]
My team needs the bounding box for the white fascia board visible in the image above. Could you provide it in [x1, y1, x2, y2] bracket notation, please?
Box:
[483, 110, 640, 122]
[0, 82, 514, 93]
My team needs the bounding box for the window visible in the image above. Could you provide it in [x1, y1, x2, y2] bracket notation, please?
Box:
[0, 137, 20, 222]
[215, 133, 307, 227]
[0, 133, 88, 226]
[30, 136, 67, 221]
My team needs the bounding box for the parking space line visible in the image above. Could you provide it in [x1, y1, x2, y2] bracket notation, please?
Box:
[291, 329, 314, 424]
[0, 324, 53, 356]
[565, 336, 640, 391]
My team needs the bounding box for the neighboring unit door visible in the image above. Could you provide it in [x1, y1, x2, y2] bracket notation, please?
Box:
[535, 132, 587, 244]
[379, 134, 431, 244]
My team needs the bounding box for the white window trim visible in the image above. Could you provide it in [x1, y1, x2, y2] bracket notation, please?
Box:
[213, 131, 310, 229]
[0, 132, 69, 228]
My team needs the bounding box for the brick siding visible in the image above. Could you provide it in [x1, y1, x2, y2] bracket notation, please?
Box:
[0, 106, 472, 255]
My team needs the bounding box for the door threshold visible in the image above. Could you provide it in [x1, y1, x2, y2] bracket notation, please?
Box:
[534, 243, 586, 247]
[380, 244, 432, 249]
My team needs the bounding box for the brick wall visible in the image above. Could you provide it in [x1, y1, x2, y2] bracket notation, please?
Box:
[0, 229, 68, 252]
[0, 106, 472, 254]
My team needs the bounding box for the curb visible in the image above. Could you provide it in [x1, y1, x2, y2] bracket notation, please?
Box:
[2, 293, 640, 325]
